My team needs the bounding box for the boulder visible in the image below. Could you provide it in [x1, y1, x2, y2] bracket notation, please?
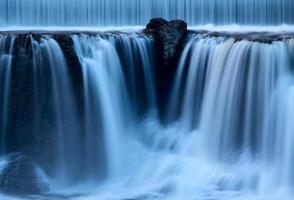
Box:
[145, 18, 188, 119]
[0, 153, 49, 195]
[158, 20, 187, 67]
[145, 18, 187, 69]
[146, 18, 168, 30]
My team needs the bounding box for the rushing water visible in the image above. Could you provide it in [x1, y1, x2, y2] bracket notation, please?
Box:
[1, 1, 294, 199]
[0, 32, 294, 199]
[71, 33, 156, 182]
[1, 0, 294, 27]
[0, 35, 15, 155]
[166, 36, 294, 198]
[0, 32, 158, 196]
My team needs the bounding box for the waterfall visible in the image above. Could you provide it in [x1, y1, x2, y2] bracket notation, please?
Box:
[0, 35, 85, 185]
[0, 32, 294, 199]
[1, 12, 294, 200]
[76, 35, 294, 200]
[0, 35, 15, 155]
[71, 33, 156, 181]
[36, 37, 82, 185]
[163, 36, 294, 198]
[1, 0, 294, 199]
[1, 0, 294, 27]
[0, 33, 158, 191]
[72, 34, 131, 180]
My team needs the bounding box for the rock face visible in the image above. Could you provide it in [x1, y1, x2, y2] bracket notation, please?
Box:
[0, 153, 49, 195]
[158, 20, 188, 67]
[145, 18, 188, 120]
[145, 18, 187, 69]
[146, 18, 168, 30]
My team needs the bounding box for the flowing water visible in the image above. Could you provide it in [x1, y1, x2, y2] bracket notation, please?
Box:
[0, 32, 294, 199]
[1, 0, 294, 27]
[0, 35, 15, 155]
[1, 1, 294, 199]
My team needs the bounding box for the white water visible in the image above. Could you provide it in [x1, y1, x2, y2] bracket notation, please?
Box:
[1, 0, 294, 27]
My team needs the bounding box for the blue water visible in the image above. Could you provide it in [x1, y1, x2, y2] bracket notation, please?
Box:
[1, 0, 294, 199]
[1, 0, 294, 27]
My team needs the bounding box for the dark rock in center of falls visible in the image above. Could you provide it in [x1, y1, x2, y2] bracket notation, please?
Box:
[145, 18, 188, 121]
[146, 18, 169, 30]
[145, 18, 188, 70]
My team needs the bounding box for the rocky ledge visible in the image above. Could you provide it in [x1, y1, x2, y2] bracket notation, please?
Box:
[189, 29, 294, 43]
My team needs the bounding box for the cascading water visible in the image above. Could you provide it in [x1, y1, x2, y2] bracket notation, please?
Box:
[164, 36, 294, 198]
[0, 32, 160, 198]
[0, 32, 294, 199]
[1, 0, 294, 27]
[36, 37, 82, 185]
[0, 34, 84, 186]
[1, 0, 294, 200]
[0, 35, 15, 155]
[71, 33, 157, 183]
[74, 35, 294, 200]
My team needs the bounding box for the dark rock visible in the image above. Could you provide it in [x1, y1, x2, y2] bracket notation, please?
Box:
[0, 153, 49, 195]
[145, 19, 188, 121]
[158, 20, 187, 67]
[145, 18, 188, 69]
[146, 18, 168, 31]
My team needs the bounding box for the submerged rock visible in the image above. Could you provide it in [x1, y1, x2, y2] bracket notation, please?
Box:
[0, 153, 49, 195]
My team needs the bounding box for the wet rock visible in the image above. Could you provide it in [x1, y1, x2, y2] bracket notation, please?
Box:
[145, 18, 188, 69]
[0, 153, 49, 195]
[158, 20, 187, 67]
[145, 18, 188, 121]
[146, 18, 168, 30]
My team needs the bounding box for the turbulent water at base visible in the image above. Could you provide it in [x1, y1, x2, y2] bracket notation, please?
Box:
[1, 0, 294, 26]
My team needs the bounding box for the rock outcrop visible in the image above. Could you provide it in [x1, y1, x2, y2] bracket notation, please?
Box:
[145, 18, 188, 119]
[0, 153, 49, 195]
[145, 18, 188, 69]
